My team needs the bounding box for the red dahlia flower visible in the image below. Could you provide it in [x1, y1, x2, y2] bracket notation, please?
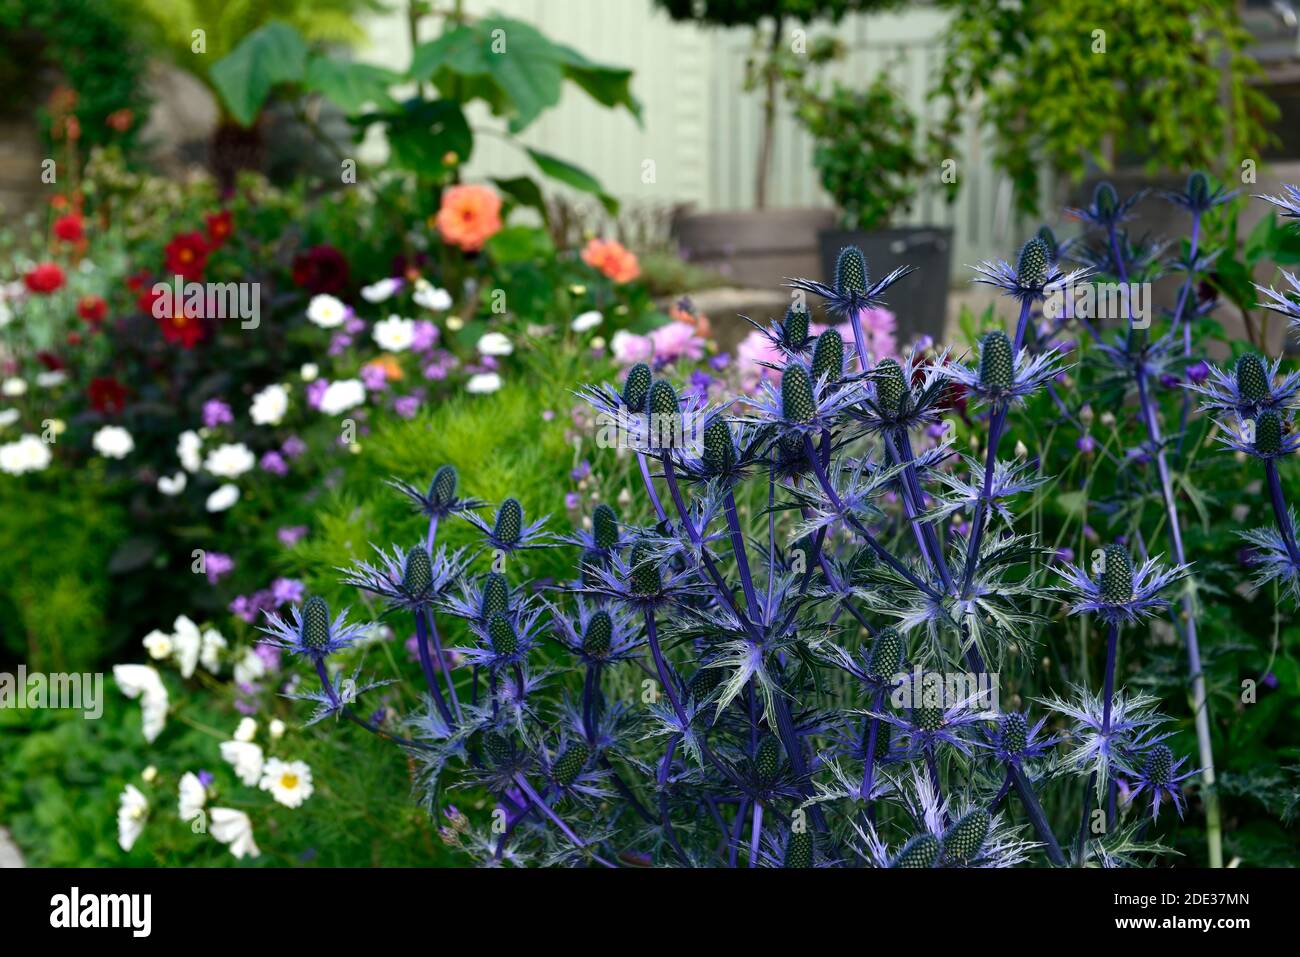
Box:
[24, 262, 65, 294]
[206, 210, 233, 248]
[164, 231, 209, 281]
[77, 294, 107, 325]
[88, 377, 128, 414]
[292, 244, 350, 295]
[53, 213, 85, 243]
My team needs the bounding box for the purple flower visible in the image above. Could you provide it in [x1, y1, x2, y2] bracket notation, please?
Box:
[277, 524, 309, 547]
[204, 552, 235, 585]
[197, 770, 215, 788]
[260, 450, 289, 475]
[253, 642, 282, 673]
[361, 363, 389, 392]
[564, 491, 582, 510]
[394, 395, 421, 419]
[570, 460, 591, 482]
[1159, 373, 1180, 389]
[281, 435, 308, 459]
[709, 353, 730, 371]
[306, 379, 329, 410]
[345, 316, 366, 335]
[412, 320, 439, 351]
[271, 577, 306, 605]
[328, 333, 353, 356]
[202, 398, 233, 429]
[1187, 359, 1210, 384]
[1077, 433, 1096, 454]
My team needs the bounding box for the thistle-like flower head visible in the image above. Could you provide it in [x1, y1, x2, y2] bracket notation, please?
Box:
[1121, 743, 1197, 822]
[786, 246, 915, 318]
[1066, 182, 1146, 229]
[388, 464, 485, 521]
[1184, 351, 1300, 418]
[1055, 549, 1187, 625]
[1163, 171, 1235, 214]
[260, 596, 370, 661]
[464, 497, 550, 553]
[341, 543, 467, 613]
[970, 236, 1095, 302]
[1215, 408, 1300, 461]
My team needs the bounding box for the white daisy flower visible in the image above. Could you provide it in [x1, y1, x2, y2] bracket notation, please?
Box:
[572, 310, 603, 332]
[199, 628, 226, 673]
[113, 664, 168, 743]
[260, 758, 314, 809]
[142, 629, 173, 660]
[117, 784, 148, 852]
[318, 378, 365, 415]
[203, 442, 255, 478]
[209, 808, 260, 859]
[157, 472, 187, 496]
[361, 277, 403, 303]
[172, 615, 201, 678]
[92, 425, 134, 459]
[2, 377, 26, 397]
[306, 294, 347, 329]
[205, 483, 240, 513]
[233, 649, 266, 686]
[177, 772, 207, 824]
[249, 383, 289, 426]
[466, 372, 502, 395]
[413, 282, 452, 312]
[373, 315, 416, 352]
[234, 717, 257, 743]
[0, 434, 51, 474]
[477, 332, 513, 356]
[300, 363, 319, 382]
[0, 408, 18, 428]
[269, 719, 286, 740]
[177, 430, 203, 473]
[219, 740, 264, 787]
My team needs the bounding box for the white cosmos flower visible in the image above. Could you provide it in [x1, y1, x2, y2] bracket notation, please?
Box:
[209, 808, 260, 859]
[178, 772, 207, 823]
[177, 430, 203, 473]
[572, 310, 603, 332]
[2, 377, 26, 397]
[300, 363, 319, 382]
[306, 294, 347, 329]
[234, 717, 257, 743]
[200, 628, 226, 673]
[373, 315, 416, 352]
[92, 425, 134, 459]
[318, 378, 365, 415]
[172, 615, 201, 678]
[413, 282, 452, 311]
[477, 332, 513, 356]
[361, 277, 403, 303]
[157, 471, 187, 496]
[466, 372, 502, 395]
[259, 758, 314, 808]
[203, 442, 255, 478]
[142, 629, 173, 660]
[233, 649, 266, 686]
[220, 740, 264, 787]
[113, 664, 168, 743]
[0, 434, 51, 474]
[250, 384, 289, 426]
[36, 370, 66, 388]
[0, 408, 18, 428]
[205, 483, 240, 513]
[117, 784, 148, 852]
[269, 719, 286, 740]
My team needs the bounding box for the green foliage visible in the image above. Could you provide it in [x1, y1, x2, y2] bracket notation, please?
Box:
[933, 0, 1277, 217]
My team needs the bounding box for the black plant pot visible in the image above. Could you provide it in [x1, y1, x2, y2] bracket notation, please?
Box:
[817, 227, 953, 345]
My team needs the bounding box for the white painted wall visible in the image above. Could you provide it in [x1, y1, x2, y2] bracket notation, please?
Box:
[355, 1, 1035, 278]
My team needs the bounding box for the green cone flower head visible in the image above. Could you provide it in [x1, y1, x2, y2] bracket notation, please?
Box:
[1236, 353, 1270, 404]
[1255, 410, 1283, 456]
[702, 418, 736, 474]
[592, 503, 619, 550]
[483, 732, 513, 765]
[649, 378, 679, 417]
[1016, 237, 1049, 288]
[481, 572, 509, 619]
[783, 829, 814, 868]
[915, 706, 945, 732]
[846, 546, 876, 581]
[1144, 744, 1173, 786]
[429, 465, 457, 507]
[403, 546, 433, 597]
[755, 735, 781, 784]
[582, 610, 613, 658]
[1099, 544, 1133, 604]
[552, 742, 589, 786]
[688, 666, 723, 700]
[978, 330, 1014, 392]
[782, 363, 816, 424]
[811, 329, 844, 383]
[874, 358, 907, 417]
[835, 245, 868, 297]
[1000, 712, 1028, 754]
[622, 362, 651, 412]
[943, 809, 991, 864]
[302, 595, 331, 650]
[867, 627, 903, 681]
[628, 541, 661, 596]
[784, 302, 810, 348]
[493, 498, 523, 546]
[1094, 182, 1118, 219]
[1187, 171, 1209, 208]
[487, 612, 517, 657]
[893, 833, 940, 868]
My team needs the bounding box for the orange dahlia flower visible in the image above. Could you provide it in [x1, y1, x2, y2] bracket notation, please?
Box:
[581, 238, 640, 284]
[436, 185, 503, 252]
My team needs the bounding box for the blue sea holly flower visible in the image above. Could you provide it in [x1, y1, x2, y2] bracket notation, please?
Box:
[1161, 171, 1236, 214]
[579, 537, 705, 611]
[387, 465, 485, 522]
[740, 301, 815, 358]
[548, 600, 643, 666]
[886, 767, 1035, 867]
[1254, 268, 1300, 333]
[456, 602, 548, 670]
[342, 543, 467, 613]
[1238, 520, 1300, 600]
[970, 237, 1095, 303]
[1041, 685, 1169, 797]
[1184, 352, 1300, 418]
[286, 664, 393, 726]
[1065, 182, 1146, 230]
[871, 681, 989, 758]
[745, 355, 862, 440]
[260, 596, 370, 662]
[1054, 547, 1188, 626]
[925, 456, 1048, 526]
[848, 349, 956, 433]
[1254, 182, 1300, 222]
[785, 245, 916, 319]
[1215, 408, 1300, 461]
[1121, 743, 1197, 822]
[463, 497, 551, 554]
[947, 335, 1071, 407]
[983, 710, 1059, 765]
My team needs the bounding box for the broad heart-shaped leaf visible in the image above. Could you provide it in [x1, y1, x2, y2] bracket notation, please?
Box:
[485, 225, 555, 264]
[210, 21, 307, 127]
[379, 98, 473, 179]
[304, 56, 400, 115]
[492, 176, 549, 222]
[526, 147, 618, 215]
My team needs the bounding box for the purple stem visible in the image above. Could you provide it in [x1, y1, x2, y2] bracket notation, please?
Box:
[1266, 459, 1300, 565]
[414, 610, 455, 728]
[512, 772, 615, 867]
[748, 801, 764, 867]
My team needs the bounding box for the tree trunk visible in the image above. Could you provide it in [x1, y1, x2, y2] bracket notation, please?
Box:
[754, 17, 784, 210]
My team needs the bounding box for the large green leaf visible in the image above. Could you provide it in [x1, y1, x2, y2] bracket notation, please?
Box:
[382, 99, 473, 179]
[492, 176, 550, 222]
[485, 225, 555, 264]
[209, 22, 308, 127]
[304, 57, 400, 115]
[526, 147, 618, 214]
